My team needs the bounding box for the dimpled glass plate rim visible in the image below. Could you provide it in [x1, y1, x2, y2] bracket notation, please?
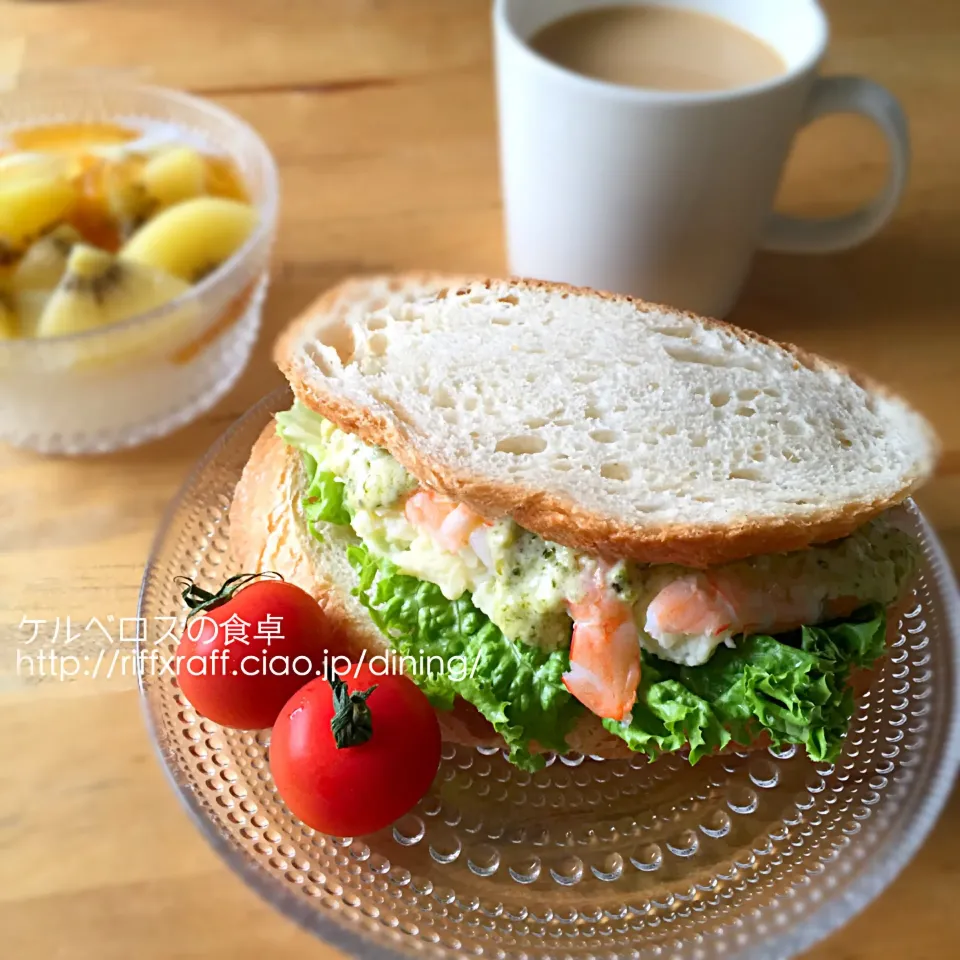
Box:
[138, 387, 960, 960]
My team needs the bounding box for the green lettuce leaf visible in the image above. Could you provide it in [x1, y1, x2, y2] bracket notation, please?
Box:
[605, 606, 886, 764]
[276, 408, 352, 529]
[614, 662, 734, 763]
[301, 452, 351, 527]
[275, 402, 329, 455]
[347, 543, 583, 771]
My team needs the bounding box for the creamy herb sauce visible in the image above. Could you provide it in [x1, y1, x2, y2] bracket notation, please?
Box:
[304, 415, 915, 663]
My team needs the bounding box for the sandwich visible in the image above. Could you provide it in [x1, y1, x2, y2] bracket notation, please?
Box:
[231, 274, 937, 770]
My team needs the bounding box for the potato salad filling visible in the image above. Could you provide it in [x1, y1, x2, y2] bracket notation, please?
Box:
[277, 404, 916, 731]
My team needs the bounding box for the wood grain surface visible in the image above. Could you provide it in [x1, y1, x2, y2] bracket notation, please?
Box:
[0, 1, 957, 958]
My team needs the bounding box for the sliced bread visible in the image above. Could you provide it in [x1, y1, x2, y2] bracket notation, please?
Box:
[275, 275, 937, 567]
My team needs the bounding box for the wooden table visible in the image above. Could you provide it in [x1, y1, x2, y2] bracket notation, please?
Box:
[0, 1, 957, 957]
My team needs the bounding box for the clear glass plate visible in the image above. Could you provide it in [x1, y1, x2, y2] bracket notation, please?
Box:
[139, 387, 960, 960]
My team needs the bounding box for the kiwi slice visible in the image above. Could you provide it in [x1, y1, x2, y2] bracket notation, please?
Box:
[36, 244, 190, 338]
[121, 196, 257, 281]
[13, 290, 51, 339]
[0, 292, 17, 338]
[12, 224, 83, 291]
[142, 146, 207, 207]
[0, 174, 77, 256]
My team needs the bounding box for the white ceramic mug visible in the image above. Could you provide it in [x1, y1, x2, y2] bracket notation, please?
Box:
[494, 0, 910, 317]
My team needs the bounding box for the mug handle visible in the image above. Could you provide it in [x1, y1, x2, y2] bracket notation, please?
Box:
[761, 76, 910, 254]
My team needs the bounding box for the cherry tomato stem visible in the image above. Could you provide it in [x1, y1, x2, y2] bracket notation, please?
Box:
[328, 674, 378, 748]
[175, 571, 284, 622]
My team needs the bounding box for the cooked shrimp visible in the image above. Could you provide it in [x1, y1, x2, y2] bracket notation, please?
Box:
[645, 571, 863, 645]
[404, 489, 489, 553]
[562, 572, 641, 722]
[644, 575, 738, 639]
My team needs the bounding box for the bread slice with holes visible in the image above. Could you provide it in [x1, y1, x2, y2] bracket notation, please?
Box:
[275, 276, 937, 567]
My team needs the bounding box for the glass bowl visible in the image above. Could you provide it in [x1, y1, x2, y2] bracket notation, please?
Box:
[139, 388, 960, 960]
[0, 80, 279, 454]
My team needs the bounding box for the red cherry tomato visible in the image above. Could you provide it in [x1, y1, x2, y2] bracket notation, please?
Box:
[270, 664, 442, 836]
[175, 574, 329, 729]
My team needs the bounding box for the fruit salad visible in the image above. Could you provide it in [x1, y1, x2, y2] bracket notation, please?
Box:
[0, 121, 258, 340]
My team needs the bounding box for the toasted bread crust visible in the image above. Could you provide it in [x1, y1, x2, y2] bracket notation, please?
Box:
[275, 274, 938, 568]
